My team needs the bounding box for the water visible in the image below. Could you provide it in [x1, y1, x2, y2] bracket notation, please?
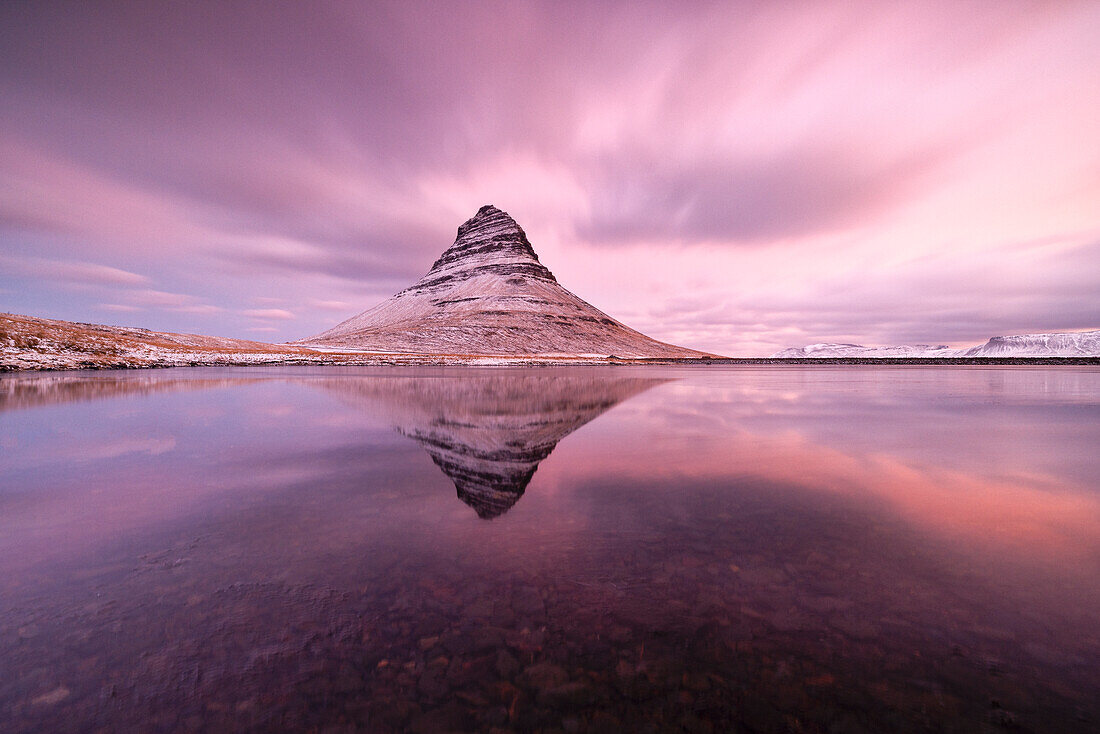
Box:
[1, 366, 1097, 733]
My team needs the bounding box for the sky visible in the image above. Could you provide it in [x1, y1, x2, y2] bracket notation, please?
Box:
[1, 0, 1098, 356]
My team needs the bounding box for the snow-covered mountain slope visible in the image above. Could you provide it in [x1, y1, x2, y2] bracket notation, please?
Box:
[298, 205, 712, 358]
[313, 371, 666, 518]
[962, 330, 1100, 357]
[772, 343, 960, 358]
[772, 330, 1100, 358]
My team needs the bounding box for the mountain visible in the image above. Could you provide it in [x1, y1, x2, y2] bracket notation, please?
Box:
[771, 343, 959, 358]
[773, 330, 1100, 358]
[312, 370, 666, 518]
[962, 330, 1100, 357]
[298, 205, 712, 358]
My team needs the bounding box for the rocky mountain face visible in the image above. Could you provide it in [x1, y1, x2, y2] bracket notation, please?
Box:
[313, 371, 667, 518]
[299, 205, 711, 358]
[773, 330, 1100, 358]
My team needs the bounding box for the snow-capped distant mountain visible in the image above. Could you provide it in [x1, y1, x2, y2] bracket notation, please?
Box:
[773, 330, 1100, 358]
[771, 343, 960, 358]
[961, 330, 1100, 357]
[298, 205, 712, 358]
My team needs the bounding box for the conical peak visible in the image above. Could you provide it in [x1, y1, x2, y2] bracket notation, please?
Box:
[455, 204, 524, 241]
[303, 203, 715, 357]
[426, 205, 556, 282]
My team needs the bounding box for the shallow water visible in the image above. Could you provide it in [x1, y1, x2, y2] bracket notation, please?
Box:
[1, 365, 1098, 733]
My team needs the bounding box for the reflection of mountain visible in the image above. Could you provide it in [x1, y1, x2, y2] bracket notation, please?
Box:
[2, 367, 667, 518]
[0, 372, 251, 412]
[315, 371, 666, 518]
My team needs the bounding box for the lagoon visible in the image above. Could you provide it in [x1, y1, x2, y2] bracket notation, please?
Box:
[1, 366, 1098, 732]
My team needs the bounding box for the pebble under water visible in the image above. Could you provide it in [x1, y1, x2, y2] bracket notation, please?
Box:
[1, 365, 1098, 733]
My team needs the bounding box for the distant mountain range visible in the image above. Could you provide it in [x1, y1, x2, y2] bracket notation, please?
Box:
[298, 205, 711, 358]
[773, 330, 1100, 358]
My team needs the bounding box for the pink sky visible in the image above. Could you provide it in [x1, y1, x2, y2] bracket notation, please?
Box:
[2, 1, 1098, 355]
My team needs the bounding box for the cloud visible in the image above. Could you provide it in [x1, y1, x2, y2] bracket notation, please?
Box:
[220, 238, 429, 283]
[127, 290, 201, 307]
[723, 236, 1100, 352]
[242, 308, 296, 321]
[575, 140, 961, 246]
[171, 304, 223, 315]
[0, 137, 212, 250]
[1, 1, 1097, 350]
[310, 299, 355, 312]
[95, 288, 224, 318]
[0, 254, 148, 285]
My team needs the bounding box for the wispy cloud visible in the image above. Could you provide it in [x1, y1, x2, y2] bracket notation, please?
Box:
[172, 304, 223, 315]
[309, 299, 355, 312]
[0, 254, 148, 286]
[127, 289, 200, 307]
[1, 1, 1098, 353]
[242, 308, 296, 321]
[576, 139, 965, 246]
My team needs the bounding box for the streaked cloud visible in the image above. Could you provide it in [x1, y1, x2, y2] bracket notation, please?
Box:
[1, 1, 1097, 354]
[172, 304, 224, 315]
[309, 300, 355, 312]
[0, 254, 148, 286]
[576, 141, 958, 245]
[242, 309, 296, 321]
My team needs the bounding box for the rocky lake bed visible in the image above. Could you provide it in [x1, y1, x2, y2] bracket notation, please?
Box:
[2, 366, 1097, 732]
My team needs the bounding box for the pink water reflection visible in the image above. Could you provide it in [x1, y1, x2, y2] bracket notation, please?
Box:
[1, 366, 1097, 731]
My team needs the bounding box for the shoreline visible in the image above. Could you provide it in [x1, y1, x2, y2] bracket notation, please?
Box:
[4, 313, 1098, 372]
[3, 354, 1099, 373]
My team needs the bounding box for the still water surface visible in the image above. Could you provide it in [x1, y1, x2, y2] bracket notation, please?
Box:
[1, 366, 1098, 732]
